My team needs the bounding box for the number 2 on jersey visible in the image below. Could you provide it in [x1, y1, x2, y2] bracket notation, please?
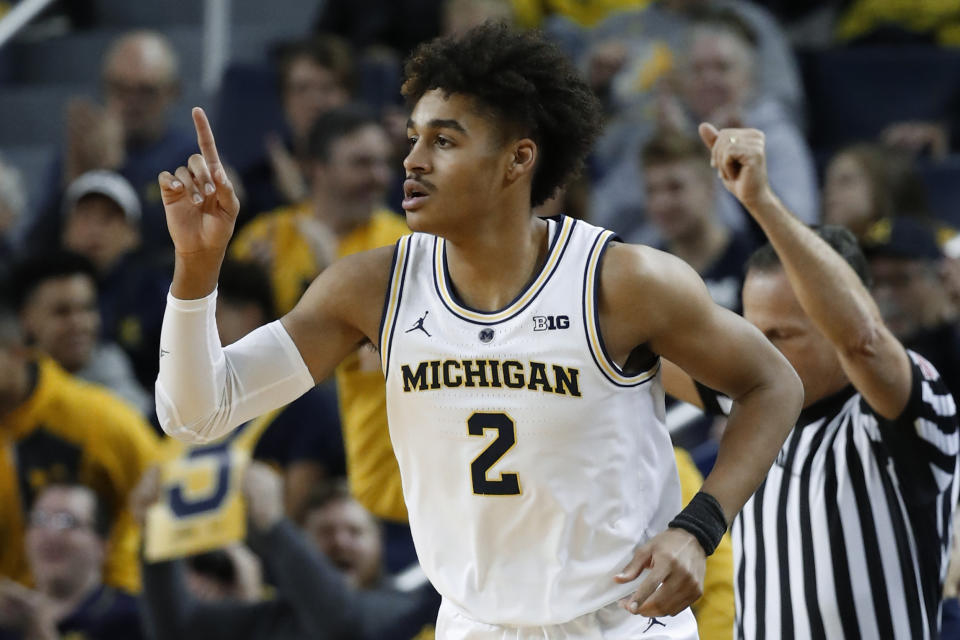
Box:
[468, 412, 521, 495]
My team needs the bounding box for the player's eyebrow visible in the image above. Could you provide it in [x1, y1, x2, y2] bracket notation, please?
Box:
[406, 118, 468, 135]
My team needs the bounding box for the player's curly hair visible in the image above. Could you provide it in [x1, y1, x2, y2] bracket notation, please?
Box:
[402, 23, 603, 208]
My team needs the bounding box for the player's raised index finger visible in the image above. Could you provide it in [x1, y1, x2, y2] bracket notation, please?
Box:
[192, 107, 221, 168]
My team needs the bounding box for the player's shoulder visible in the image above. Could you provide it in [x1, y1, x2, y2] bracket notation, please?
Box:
[329, 243, 401, 281]
[298, 244, 400, 318]
[601, 241, 704, 296]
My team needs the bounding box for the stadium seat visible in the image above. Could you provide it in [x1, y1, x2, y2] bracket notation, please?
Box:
[7, 25, 206, 88]
[8, 30, 120, 84]
[0, 144, 56, 223]
[0, 84, 94, 146]
[212, 63, 286, 173]
[231, 24, 310, 66]
[800, 47, 960, 153]
[231, 0, 320, 35]
[917, 155, 960, 229]
[93, 0, 204, 26]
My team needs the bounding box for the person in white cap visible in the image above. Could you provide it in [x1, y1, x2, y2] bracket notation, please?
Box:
[61, 170, 171, 396]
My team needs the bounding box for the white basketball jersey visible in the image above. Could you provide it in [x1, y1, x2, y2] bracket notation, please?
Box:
[380, 216, 682, 626]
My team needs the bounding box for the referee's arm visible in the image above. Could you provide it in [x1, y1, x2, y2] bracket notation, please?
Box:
[702, 125, 913, 420]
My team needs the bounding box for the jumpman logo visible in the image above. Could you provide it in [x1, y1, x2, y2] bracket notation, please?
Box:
[405, 311, 432, 337]
[643, 617, 666, 633]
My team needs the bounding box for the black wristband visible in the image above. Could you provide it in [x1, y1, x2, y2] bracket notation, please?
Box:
[668, 491, 728, 556]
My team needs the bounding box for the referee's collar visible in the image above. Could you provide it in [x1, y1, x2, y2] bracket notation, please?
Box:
[798, 384, 857, 428]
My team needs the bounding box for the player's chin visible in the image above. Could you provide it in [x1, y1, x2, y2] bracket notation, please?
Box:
[403, 208, 439, 234]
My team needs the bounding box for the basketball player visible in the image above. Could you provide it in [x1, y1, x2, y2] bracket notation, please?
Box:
[155, 25, 802, 638]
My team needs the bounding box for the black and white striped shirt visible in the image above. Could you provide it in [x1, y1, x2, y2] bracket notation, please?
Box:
[732, 351, 960, 639]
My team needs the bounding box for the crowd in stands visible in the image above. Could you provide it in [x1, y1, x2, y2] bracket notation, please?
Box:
[2, 0, 960, 638]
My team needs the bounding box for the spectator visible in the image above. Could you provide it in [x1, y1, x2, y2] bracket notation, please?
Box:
[181, 546, 264, 604]
[0, 290, 158, 594]
[861, 216, 960, 399]
[241, 36, 355, 218]
[583, 0, 803, 123]
[591, 10, 818, 243]
[61, 171, 141, 277]
[822, 142, 931, 239]
[26, 30, 196, 260]
[299, 480, 384, 590]
[60, 170, 172, 396]
[313, 0, 444, 60]
[231, 105, 410, 565]
[232, 105, 405, 316]
[216, 259, 346, 521]
[135, 464, 440, 640]
[10, 251, 152, 416]
[640, 130, 753, 311]
[442, 0, 515, 36]
[297, 480, 439, 636]
[0, 484, 143, 640]
[0, 157, 25, 281]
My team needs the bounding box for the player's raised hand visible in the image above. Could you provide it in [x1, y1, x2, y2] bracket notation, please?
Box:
[158, 107, 240, 257]
[698, 123, 771, 210]
[615, 527, 706, 617]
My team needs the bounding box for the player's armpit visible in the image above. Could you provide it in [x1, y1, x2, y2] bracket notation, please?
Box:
[660, 359, 703, 409]
[282, 245, 397, 384]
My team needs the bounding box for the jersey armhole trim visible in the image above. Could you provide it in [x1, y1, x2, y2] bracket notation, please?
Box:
[582, 231, 660, 387]
[379, 235, 412, 379]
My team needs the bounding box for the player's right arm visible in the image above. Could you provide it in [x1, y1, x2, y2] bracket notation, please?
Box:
[156, 108, 388, 444]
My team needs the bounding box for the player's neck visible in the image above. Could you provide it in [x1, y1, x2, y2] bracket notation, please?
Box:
[444, 214, 550, 312]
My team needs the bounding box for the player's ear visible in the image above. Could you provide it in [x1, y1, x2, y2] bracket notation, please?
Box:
[506, 139, 537, 182]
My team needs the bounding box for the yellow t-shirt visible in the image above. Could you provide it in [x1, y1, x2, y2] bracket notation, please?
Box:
[836, 0, 960, 45]
[674, 447, 734, 640]
[232, 204, 410, 521]
[0, 358, 160, 592]
[512, 0, 649, 28]
[232, 203, 409, 316]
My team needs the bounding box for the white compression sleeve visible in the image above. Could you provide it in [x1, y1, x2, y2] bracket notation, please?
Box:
[155, 289, 315, 444]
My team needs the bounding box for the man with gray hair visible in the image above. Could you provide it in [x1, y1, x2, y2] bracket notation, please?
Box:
[27, 30, 197, 260]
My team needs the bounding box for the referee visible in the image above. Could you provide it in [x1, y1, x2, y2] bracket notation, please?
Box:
[667, 124, 960, 639]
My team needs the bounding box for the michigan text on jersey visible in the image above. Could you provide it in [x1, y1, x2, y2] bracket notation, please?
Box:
[400, 359, 582, 396]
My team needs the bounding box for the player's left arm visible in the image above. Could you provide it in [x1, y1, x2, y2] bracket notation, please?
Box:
[700, 123, 912, 420]
[601, 242, 804, 617]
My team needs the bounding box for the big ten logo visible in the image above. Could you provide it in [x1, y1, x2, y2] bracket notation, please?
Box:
[533, 315, 570, 331]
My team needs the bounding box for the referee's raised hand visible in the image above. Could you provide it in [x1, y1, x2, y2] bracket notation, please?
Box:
[698, 122, 771, 211]
[158, 107, 240, 261]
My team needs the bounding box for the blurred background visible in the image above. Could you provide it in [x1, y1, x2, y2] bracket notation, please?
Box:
[1, 0, 960, 638]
